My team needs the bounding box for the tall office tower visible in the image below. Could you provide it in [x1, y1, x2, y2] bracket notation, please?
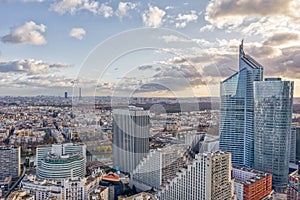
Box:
[0, 146, 21, 179]
[254, 78, 294, 192]
[156, 151, 235, 200]
[131, 144, 191, 191]
[36, 143, 86, 167]
[113, 106, 150, 173]
[292, 125, 300, 161]
[219, 41, 263, 167]
[36, 153, 86, 181]
[290, 126, 297, 163]
[64, 92, 68, 99]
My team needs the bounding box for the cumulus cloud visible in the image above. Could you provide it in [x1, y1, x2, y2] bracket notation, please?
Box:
[263, 32, 299, 46]
[69, 28, 86, 40]
[205, 0, 300, 29]
[165, 6, 174, 10]
[0, 59, 70, 74]
[14, 74, 74, 88]
[98, 3, 113, 18]
[116, 2, 137, 18]
[1, 21, 46, 45]
[160, 35, 190, 43]
[142, 5, 166, 28]
[50, 0, 99, 15]
[199, 24, 214, 32]
[175, 10, 198, 28]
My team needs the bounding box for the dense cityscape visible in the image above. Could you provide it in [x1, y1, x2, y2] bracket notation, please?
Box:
[0, 42, 300, 200]
[1, 0, 300, 199]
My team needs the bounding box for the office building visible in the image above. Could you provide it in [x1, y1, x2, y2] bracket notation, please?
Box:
[131, 144, 191, 191]
[64, 92, 68, 99]
[21, 174, 100, 200]
[21, 175, 62, 200]
[36, 143, 86, 167]
[232, 166, 272, 200]
[287, 165, 300, 200]
[254, 78, 293, 192]
[0, 145, 21, 179]
[219, 41, 263, 167]
[185, 132, 219, 153]
[156, 151, 235, 200]
[62, 177, 85, 200]
[37, 153, 86, 181]
[113, 106, 150, 173]
[290, 126, 297, 163]
[89, 187, 109, 200]
[292, 125, 300, 162]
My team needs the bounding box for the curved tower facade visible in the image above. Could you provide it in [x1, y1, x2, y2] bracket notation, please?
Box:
[254, 78, 293, 192]
[219, 41, 263, 167]
[37, 153, 86, 181]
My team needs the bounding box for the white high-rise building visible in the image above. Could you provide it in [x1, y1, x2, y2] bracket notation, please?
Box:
[131, 144, 191, 191]
[113, 107, 150, 173]
[156, 151, 235, 200]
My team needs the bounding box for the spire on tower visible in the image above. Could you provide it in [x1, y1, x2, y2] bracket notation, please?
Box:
[239, 39, 245, 57]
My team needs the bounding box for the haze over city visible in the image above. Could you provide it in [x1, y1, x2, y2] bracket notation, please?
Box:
[1, 0, 300, 97]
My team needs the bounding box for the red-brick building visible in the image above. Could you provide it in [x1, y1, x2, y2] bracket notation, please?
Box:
[232, 167, 272, 200]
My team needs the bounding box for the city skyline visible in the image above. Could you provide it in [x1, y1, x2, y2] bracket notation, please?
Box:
[0, 0, 300, 97]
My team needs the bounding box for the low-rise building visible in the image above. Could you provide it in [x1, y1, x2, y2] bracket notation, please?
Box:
[118, 192, 157, 200]
[21, 173, 101, 200]
[89, 187, 109, 200]
[287, 166, 300, 200]
[6, 190, 34, 200]
[20, 175, 62, 200]
[0, 176, 12, 197]
[232, 166, 272, 200]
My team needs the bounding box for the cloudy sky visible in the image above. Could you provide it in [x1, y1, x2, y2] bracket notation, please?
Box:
[0, 0, 300, 97]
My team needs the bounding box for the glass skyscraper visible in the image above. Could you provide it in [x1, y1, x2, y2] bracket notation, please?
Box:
[219, 41, 263, 167]
[254, 78, 294, 192]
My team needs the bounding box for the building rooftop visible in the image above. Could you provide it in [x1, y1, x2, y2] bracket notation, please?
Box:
[233, 166, 271, 185]
[102, 172, 121, 182]
[43, 152, 84, 164]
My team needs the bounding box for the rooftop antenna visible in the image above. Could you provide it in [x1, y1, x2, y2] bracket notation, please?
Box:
[239, 39, 245, 57]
